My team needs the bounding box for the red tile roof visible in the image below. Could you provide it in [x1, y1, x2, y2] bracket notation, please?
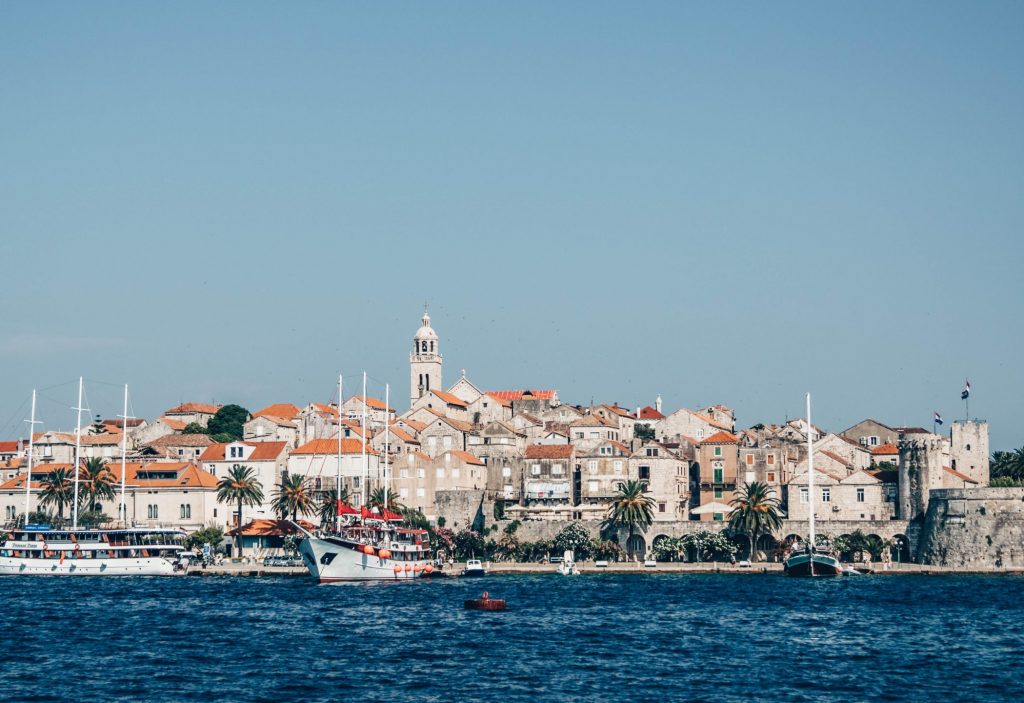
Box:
[292, 438, 377, 456]
[253, 403, 301, 420]
[0, 441, 20, 453]
[199, 441, 288, 462]
[430, 390, 468, 408]
[160, 417, 188, 431]
[525, 444, 574, 459]
[446, 450, 485, 466]
[488, 390, 556, 401]
[388, 427, 419, 444]
[145, 434, 215, 449]
[638, 406, 665, 420]
[702, 431, 740, 445]
[483, 393, 513, 408]
[348, 395, 394, 412]
[943, 466, 979, 484]
[228, 519, 316, 537]
[165, 402, 221, 415]
[402, 419, 427, 433]
[311, 402, 339, 418]
[871, 443, 899, 455]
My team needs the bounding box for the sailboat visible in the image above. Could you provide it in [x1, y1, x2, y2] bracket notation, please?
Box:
[783, 393, 844, 577]
[0, 379, 190, 576]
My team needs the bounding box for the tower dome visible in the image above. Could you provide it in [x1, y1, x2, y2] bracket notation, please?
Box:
[415, 310, 438, 341]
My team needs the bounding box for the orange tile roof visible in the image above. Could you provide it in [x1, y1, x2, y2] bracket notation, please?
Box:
[402, 419, 427, 433]
[388, 427, 418, 444]
[292, 438, 377, 456]
[430, 390, 468, 408]
[199, 441, 288, 462]
[410, 450, 432, 462]
[525, 444, 574, 459]
[253, 403, 301, 420]
[600, 404, 635, 418]
[0, 441, 20, 453]
[311, 402, 339, 418]
[446, 450, 485, 466]
[638, 406, 665, 420]
[702, 431, 740, 445]
[348, 395, 394, 412]
[165, 402, 221, 415]
[80, 433, 122, 446]
[228, 519, 317, 537]
[943, 466, 979, 484]
[254, 414, 296, 428]
[872, 443, 899, 455]
[160, 417, 188, 431]
[488, 390, 556, 401]
[483, 393, 513, 408]
[145, 434, 214, 448]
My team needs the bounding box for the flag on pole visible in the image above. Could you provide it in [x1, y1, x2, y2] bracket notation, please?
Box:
[934, 411, 943, 425]
[961, 380, 970, 400]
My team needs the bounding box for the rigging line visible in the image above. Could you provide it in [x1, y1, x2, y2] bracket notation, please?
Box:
[0, 396, 32, 440]
[86, 378, 128, 389]
[36, 379, 79, 394]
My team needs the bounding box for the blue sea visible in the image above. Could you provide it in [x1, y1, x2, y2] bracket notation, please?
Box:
[1, 573, 1022, 702]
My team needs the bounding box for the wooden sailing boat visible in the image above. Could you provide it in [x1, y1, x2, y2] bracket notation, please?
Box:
[783, 393, 844, 577]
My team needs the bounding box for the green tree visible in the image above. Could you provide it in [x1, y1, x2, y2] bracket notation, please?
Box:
[554, 522, 593, 560]
[39, 467, 74, 522]
[601, 480, 656, 555]
[368, 486, 403, 514]
[216, 465, 264, 557]
[80, 457, 116, 513]
[78, 511, 111, 527]
[727, 481, 783, 562]
[271, 473, 314, 521]
[186, 525, 225, 551]
[182, 422, 207, 435]
[991, 448, 1024, 481]
[316, 487, 350, 528]
[206, 404, 250, 441]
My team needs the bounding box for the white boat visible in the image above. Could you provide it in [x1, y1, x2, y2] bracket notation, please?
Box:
[0, 526, 190, 576]
[557, 549, 579, 576]
[462, 558, 487, 577]
[784, 394, 844, 577]
[296, 521, 435, 582]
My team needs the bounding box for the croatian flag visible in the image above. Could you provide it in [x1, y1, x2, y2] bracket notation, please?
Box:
[934, 411, 943, 426]
[961, 380, 970, 400]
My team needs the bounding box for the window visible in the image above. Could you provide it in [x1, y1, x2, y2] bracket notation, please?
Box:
[714, 447, 722, 457]
[658, 503, 666, 513]
[436, 468, 445, 479]
[697, 429, 704, 439]
[588, 480, 598, 493]
[713, 467, 724, 483]
[713, 512, 723, 522]
[575, 432, 584, 439]
[856, 488, 865, 503]
[400, 488, 409, 499]
[502, 466, 512, 478]
[43, 446, 52, 457]
[532, 464, 541, 476]
[821, 487, 830, 503]
[714, 488, 723, 499]
[869, 436, 879, 446]
[800, 487, 808, 504]
[614, 461, 623, 474]
[400, 469, 409, 479]
[416, 488, 425, 498]
[452, 468, 460, 479]
[213, 509, 218, 518]
[639, 466, 650, 480]
[180, 504, 191, 519]
[646, 447, 659, 457]
[746, 454, 754, 466]
[767, 471, 776, 483]
[588, 460, 598, 474]
[589, 432, 598, 439]
[147, 505, 159, 519]
[442, 435, 452, 449]
[552, 464, 563, 475]
[417, 469, 425, 479]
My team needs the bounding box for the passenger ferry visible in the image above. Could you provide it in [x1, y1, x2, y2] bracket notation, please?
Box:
[296, 520, 435, 582]
[0, 525, 191, 576]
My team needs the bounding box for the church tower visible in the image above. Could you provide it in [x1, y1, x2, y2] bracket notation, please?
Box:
[410, 306, 442, 407]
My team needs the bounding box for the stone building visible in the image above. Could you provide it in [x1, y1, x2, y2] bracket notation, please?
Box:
[785, 468, 893, 522]
[162, 402, 220, 428]
[410, 307, 442, 407]
[286, 437, 381, 508]
[341, 395, 396, 430]
[198, 441, 289, 520]
[692, 431, 740, 522]
[523, 444, 575, 506]
[628, 441, 688, 522]
[243, 414, 299, 447]
[576, 439, 631, 518]
[416, 411, 474, 458]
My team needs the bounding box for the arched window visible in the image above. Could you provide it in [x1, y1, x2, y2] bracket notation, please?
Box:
[425, 375, 430, 391]
[422, 341, 428, 352]
[430, 341, 434, 352]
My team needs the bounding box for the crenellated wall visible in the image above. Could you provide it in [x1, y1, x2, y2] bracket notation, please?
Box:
[916, 487, 1024, 567]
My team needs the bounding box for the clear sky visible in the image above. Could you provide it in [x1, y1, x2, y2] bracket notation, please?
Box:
[1, 3, 1021, 449]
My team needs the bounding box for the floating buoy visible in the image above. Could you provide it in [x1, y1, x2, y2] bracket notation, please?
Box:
[413, 564, 421, 573]
[404, 564, 411, 572]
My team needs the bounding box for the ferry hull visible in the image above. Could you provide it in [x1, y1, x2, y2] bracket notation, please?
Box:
[783, 553, 844, 577]
[0, 556, 179, 576]
[299, 536, 430, 582]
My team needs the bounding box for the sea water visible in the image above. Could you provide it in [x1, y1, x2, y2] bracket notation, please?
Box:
[1, 573, 1021, 702]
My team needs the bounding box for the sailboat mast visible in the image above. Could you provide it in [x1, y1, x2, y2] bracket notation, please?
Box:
[72, 376, 84, 531]
[23, 390, 39, 522]
[118, 384, 130, 526]
[342, 374, 350, 532]
[384, 383, 389, 512]
[806, 392, 815, 548]
[361, 371, 367, 509]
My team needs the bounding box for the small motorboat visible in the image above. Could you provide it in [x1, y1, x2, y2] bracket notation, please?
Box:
[557, 549, 580, 576]
[462, 558, 487, 577]
[464, 591, 506, 611]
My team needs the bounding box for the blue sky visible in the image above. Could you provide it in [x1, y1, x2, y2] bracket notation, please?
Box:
[1, 3, 1021, 448]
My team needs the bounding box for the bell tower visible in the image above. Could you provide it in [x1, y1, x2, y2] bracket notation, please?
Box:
[410, 305, 442, 407]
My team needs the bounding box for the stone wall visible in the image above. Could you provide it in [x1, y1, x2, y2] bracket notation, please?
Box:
[916, 487, 1024, 567]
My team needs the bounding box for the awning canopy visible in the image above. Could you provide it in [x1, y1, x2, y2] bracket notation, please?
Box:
[689, 501, 733, 515]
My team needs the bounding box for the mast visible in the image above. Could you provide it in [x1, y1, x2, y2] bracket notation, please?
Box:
[23, 390, 40, 522]
[384, 383, 390, 512]
[336, 373, 343, 532]
[71, 376, 84, 531]
[118, 384, 131, 526]
[361, 371, 367, 509]
[806, 392, 815, 548]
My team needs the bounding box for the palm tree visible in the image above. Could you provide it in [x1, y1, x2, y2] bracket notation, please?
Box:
[727, 481, 783, 562]
[601, 480, 655, 556]
[39, 468, 74, 523]
[80, 457, 116, 513]
[316, 487, 350, 528]
[271, 473, 314, 521]
[216, 465, 264, 558]
[368, 486, 403, 514]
